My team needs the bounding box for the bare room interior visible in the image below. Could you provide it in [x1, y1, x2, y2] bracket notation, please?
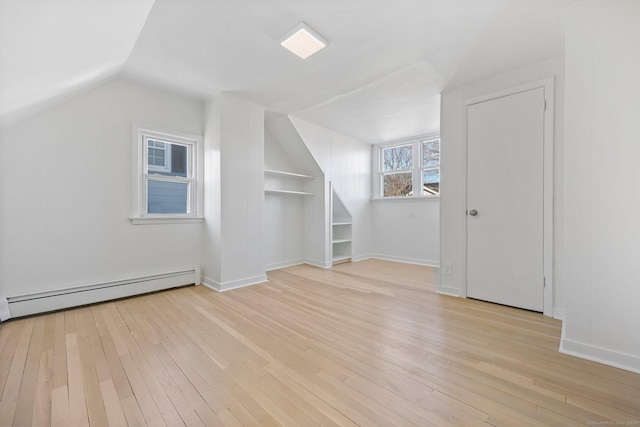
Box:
[1, 0, 639, 426]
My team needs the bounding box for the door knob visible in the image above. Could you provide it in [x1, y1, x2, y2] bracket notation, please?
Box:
[469, 209, 478, 216]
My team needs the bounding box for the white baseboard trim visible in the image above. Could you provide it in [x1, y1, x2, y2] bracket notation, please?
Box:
[265, 259, 305, 271]
[560, 326, 640, 375]
[304, 259, 332, 269]
[351, 254, 373, 262]
[202, 274, 268, 292]
[436, 286, 462, 297]
[369, 254, 439, 268]
[6, 269, 199, 319]
[553, 307, 566, 321]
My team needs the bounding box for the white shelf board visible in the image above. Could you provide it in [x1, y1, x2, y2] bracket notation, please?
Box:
[264, 169, 314, 179]
[332, 239, 352, 244]
[332, 221, 352, 226]
[332, 255, 351, 263]
[265, 189, 314, 196]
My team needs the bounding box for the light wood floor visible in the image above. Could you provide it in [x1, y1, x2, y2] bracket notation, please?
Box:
[1, 260, 639, 426]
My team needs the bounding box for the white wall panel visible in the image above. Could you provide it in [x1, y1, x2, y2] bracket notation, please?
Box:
[218, 95, 265, 285]
[562, 1, 640, 372]
[202, 97, 222, 284]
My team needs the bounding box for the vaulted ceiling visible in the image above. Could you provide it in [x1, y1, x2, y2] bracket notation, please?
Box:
[0, 0, 580, 143]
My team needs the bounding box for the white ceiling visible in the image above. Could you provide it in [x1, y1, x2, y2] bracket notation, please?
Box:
[1, 0, 580, 143]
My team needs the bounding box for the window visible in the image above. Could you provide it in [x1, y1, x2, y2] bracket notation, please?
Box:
[132, 127, 204, 223]
[375, 136, 440, 198]
[421, 138, 440, 195]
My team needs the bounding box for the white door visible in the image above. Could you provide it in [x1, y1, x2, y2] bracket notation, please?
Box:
[466, 87, 545, 312]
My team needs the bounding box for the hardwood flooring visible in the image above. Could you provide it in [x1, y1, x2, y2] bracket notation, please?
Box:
[0, 259, 639, 426]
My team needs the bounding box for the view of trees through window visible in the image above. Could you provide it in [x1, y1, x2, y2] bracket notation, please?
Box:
[383, 144, 413, 197]
[380, 138, 440, 197]
[422, 139, 440, 195]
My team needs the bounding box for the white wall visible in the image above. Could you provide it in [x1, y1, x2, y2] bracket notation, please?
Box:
[202, 94, 266, 290]
[290, 117, 372, 264]
[0, 78, 204, 296]
[562, 0, 640, 373]
[263, 129, 305, 270]
[202, 97, 222, 285]
[371, 199, 439, 267]
[439, 57, 565, 314]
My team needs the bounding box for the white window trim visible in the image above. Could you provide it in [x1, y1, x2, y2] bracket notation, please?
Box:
[131, 125, 204, 224]
[372, 134, 440, 200]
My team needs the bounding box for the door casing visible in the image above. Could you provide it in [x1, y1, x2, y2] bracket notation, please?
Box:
[461, 78, 554, 316]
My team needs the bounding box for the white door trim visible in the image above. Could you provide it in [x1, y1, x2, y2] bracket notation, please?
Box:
[461, 77, 554, 316]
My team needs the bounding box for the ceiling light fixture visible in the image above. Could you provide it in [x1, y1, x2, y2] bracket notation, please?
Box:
[280, 22, 328, 59]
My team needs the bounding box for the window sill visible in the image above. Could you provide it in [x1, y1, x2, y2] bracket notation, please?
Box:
[130, 216, 205, 225]
[371, 196, 440, 203]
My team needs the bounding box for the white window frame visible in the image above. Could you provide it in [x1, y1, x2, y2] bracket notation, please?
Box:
[131, 125, 204, 224]
[373, 134, 440, 200]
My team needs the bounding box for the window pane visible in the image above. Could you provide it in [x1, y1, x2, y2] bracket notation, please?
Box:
[147, 180, 189, 214]
[147, 140, 189, 177]
[423, 168, 440, 195]
[171, 144, 188, 176]
[422, 139, 440, 167]
[383, 144, 413, 172]
[148, 148, 165, 167]
[383, 172, 412, 197]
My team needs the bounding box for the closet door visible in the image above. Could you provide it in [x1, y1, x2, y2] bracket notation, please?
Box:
[466, 87, 545, 312]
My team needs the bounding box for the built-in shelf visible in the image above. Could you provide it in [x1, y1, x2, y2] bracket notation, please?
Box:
[264, 169, 315, 196]
[331, 185, 352, 265]
[264, 169, 314, 179]
[332, 255, 351, 264]
[332, 239, 352, 244]
[265, 189, 314, 196]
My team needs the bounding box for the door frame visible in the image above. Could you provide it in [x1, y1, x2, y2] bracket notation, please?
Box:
[461, 78, 554, 316]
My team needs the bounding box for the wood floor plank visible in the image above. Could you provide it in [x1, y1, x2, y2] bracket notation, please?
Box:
[119, 351, 167, 427]
[32, 349, 53, 427]
[0, 321, 24, 396]
[78, 334, 109, 427]
[12, 316, 45, 426]
[50, 385, 70, 427]
[51, 312, 67, 391]
[120, 394, 147, 427]
[98, 379, 128, 427]
[0, 318, 33, 424]
[66, 332, 89, 427]
[116, 302, 185, 426]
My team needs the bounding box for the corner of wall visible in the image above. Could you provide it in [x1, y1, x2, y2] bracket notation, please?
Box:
[202, 274, 268, 292]
[0, 297, 11, 322]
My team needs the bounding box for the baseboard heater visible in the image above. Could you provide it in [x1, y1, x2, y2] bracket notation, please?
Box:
[3, 268, 200, 320]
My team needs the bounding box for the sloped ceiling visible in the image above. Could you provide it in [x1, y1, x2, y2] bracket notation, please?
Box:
[0, 0, 156, 123]
[1, 0, 580, 143]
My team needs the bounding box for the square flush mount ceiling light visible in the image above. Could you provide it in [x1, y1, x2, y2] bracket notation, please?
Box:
[280, 22, 328, 59]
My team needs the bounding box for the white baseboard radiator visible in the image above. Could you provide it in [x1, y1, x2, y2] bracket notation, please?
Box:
[1, 268, 201, 320]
